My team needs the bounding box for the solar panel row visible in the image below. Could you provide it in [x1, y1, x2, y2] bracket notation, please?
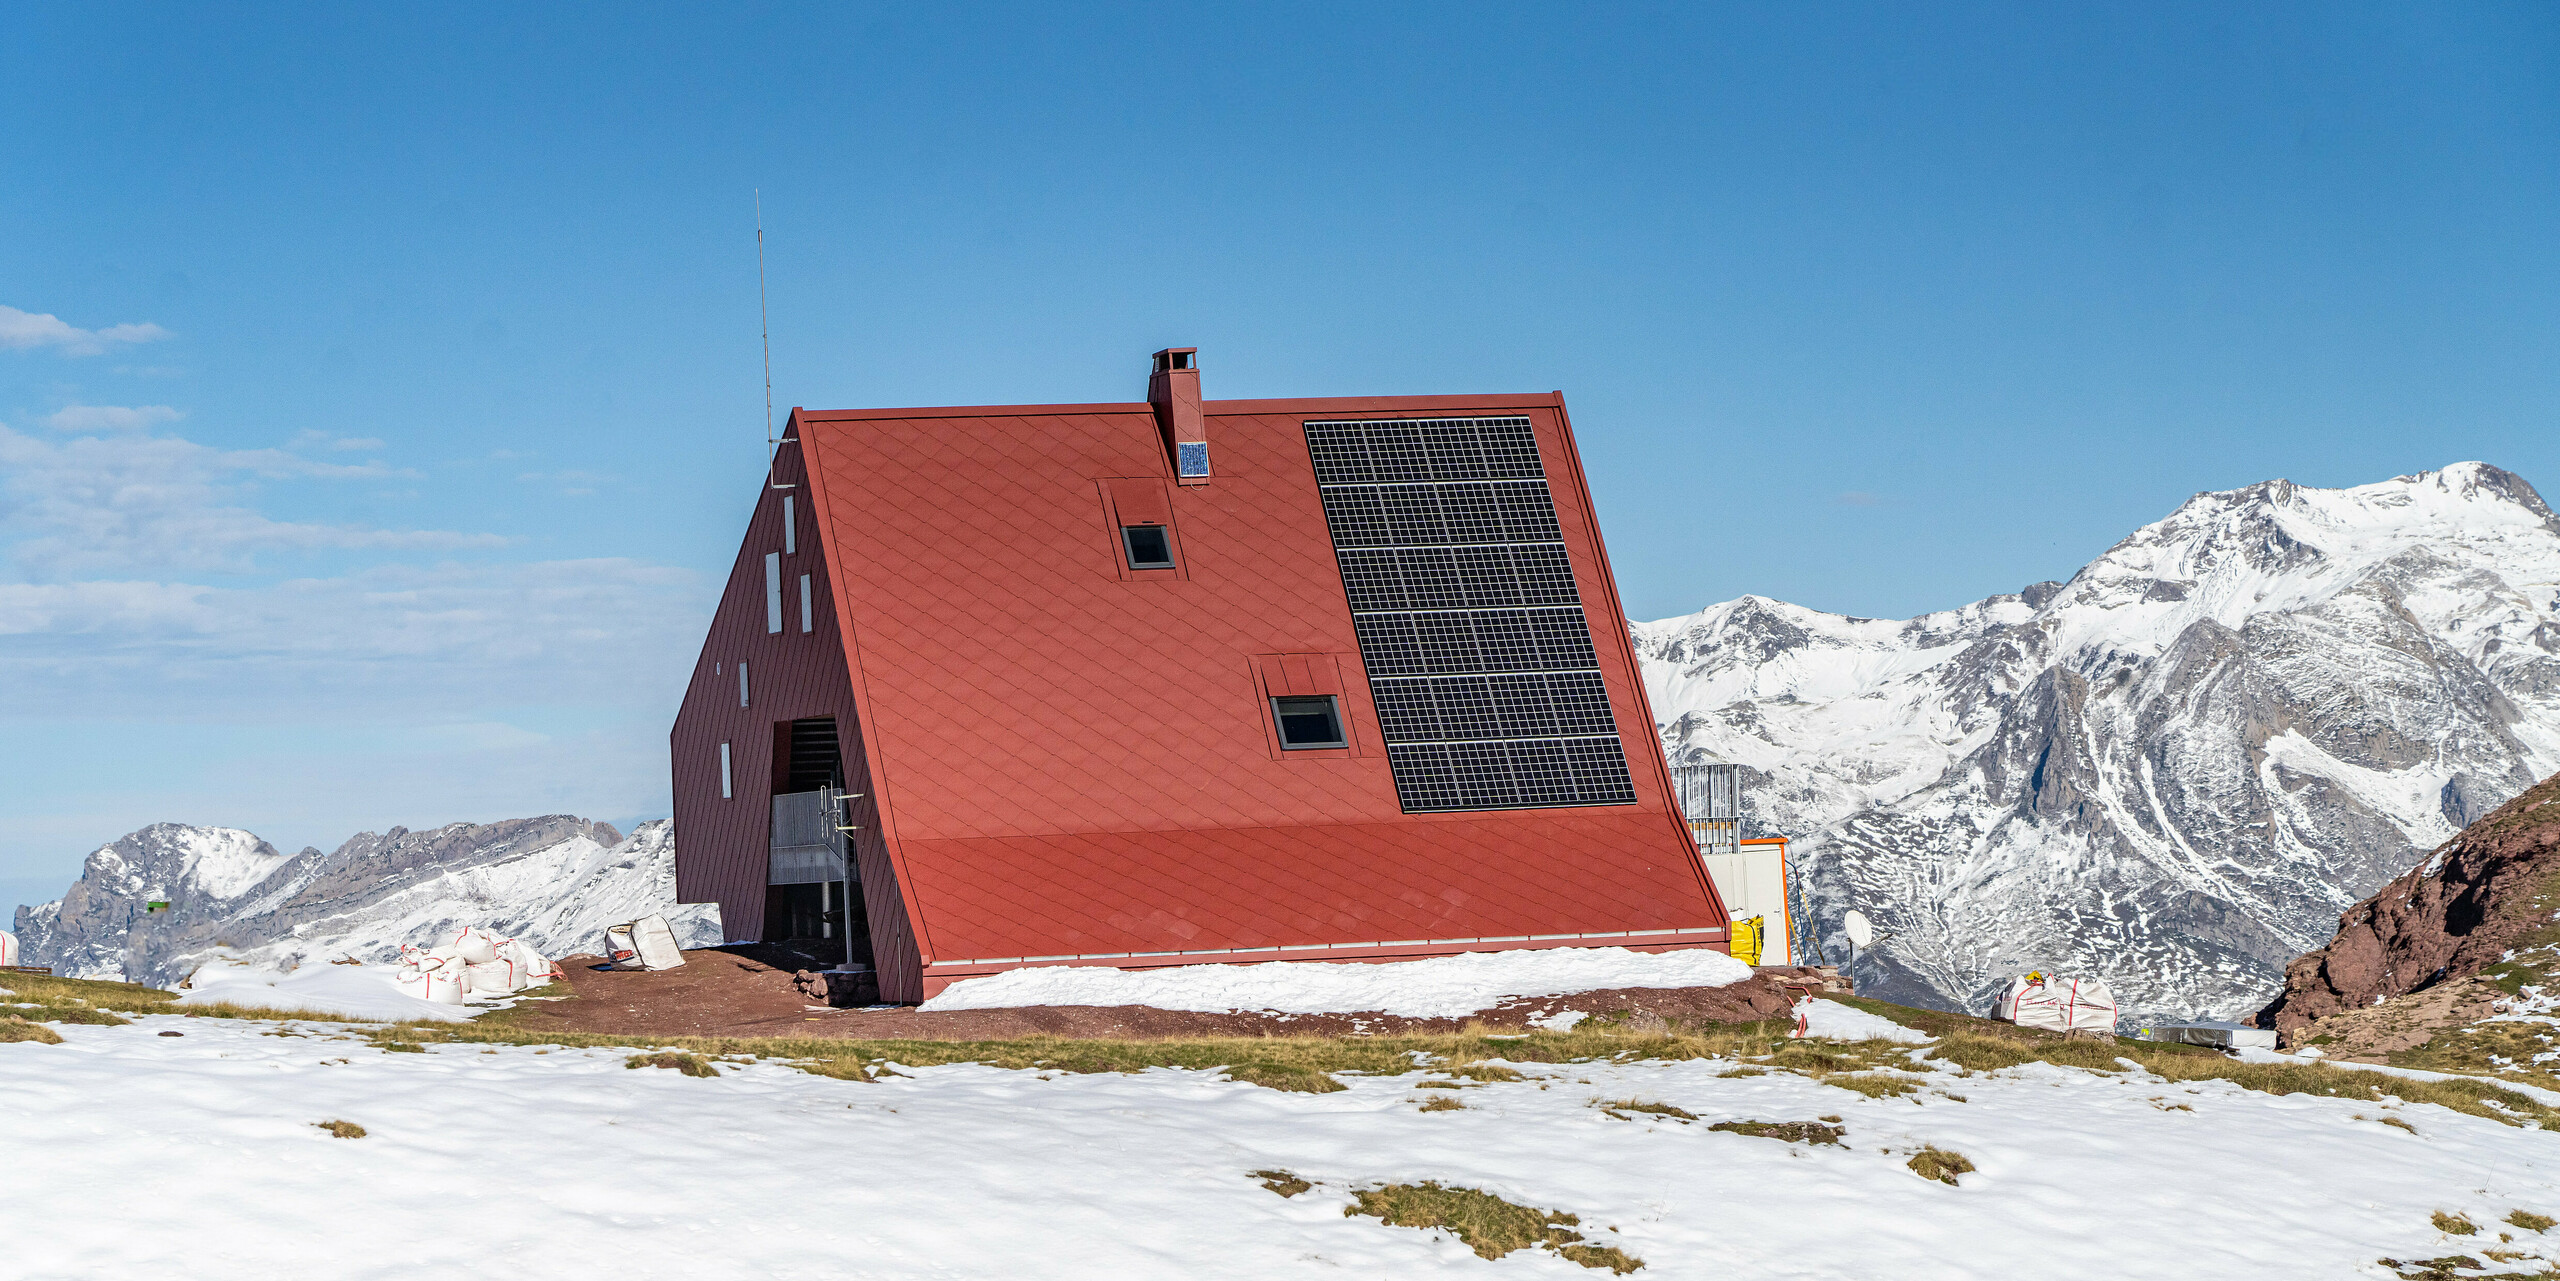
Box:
[1307, 416, 1639, 812]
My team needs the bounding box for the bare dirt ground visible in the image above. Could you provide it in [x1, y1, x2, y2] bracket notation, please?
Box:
[494, 946, 1820, 1042]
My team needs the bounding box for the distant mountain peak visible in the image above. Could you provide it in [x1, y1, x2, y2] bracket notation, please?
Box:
[1637, 464, 2560, 1020]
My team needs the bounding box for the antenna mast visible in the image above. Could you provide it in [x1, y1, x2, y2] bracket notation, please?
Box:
[757, 190, 793, 490]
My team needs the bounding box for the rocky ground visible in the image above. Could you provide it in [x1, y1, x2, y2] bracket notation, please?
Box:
[2260, 770, 2560, 1089]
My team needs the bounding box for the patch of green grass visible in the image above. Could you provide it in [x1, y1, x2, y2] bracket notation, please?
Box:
[0, 1018, 65, 1045]
[626, 1050, 720, 1077]
[1344, 1182, 1639, 1272]
[312, 1119, 366, 1139]
[2510, 1210, 2556, 1233]
[2438, 1212, 2481, 1236]
[1252, 1169, 1311, 1198]
[1707, 1120, 1842, 1145]
[1907, 1147, 1974, 1185]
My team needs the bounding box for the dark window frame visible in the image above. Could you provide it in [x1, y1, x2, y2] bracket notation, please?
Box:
[1121, 523, 1176, 570]
[1270, 695, 1349, 750]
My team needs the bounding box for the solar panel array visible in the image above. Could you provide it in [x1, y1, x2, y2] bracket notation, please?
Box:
[1306, 416, 1639, 812]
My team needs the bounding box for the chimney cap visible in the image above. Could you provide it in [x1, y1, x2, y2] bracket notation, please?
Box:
[1151, 347, 1198, 374]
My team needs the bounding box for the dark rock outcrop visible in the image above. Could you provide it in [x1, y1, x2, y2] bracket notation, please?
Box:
[2259, 770, 2560, 1035]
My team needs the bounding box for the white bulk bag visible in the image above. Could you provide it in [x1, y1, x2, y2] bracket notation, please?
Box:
[1996, 972, 2118, 1033]
[394, 951, 468, 1005]
[500, 938, 561, 986]
[602, 914, 686, 971]
[0, 928, 17, 967]
[448, 926, 501, 965]
[464, 957, 521, 996]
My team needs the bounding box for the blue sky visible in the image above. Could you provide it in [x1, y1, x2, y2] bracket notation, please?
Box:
[4, 3, 2555, 905]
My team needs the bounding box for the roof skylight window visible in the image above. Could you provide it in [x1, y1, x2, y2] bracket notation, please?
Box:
[1271, 695, 1347, 750]
[1122, 524, 1175, 569]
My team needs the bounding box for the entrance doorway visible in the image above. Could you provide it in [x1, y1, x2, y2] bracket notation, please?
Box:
[764, 715, 874, 969]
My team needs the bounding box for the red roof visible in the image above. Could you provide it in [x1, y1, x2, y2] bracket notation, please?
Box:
[777, 386, 1728, 989]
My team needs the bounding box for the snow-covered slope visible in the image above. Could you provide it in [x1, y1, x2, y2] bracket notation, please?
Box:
[1636, 462, 2560, 1020]
[11, 1013, 2558, 1279]
[11, 817, 721, 986]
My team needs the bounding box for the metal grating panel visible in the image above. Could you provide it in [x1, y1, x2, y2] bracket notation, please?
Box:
[1308, 417, 1638, 812]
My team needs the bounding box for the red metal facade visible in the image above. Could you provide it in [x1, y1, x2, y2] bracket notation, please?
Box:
[672, 375, 1729, 1000]
[669, 437, 926, 999]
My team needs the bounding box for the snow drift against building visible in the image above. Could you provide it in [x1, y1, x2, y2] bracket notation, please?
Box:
[919, 946, 1755, 1017]
[1635, 462, 2560, 1022]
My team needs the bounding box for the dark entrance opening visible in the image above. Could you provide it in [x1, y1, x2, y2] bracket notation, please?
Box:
[763, 715, 875, 973]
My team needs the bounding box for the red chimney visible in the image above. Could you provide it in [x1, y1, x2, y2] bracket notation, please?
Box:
[1148, 347, 1208, 486]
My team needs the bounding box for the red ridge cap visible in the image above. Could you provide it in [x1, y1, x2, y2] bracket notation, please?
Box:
[800, 401, 1153, 422]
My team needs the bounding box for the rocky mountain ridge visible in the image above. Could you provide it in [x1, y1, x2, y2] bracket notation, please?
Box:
[11, 816, 721, 987]
[1636, 462, 2560, 1020]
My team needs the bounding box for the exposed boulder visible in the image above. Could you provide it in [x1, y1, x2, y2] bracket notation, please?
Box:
[2258, 770, 2560, 1037]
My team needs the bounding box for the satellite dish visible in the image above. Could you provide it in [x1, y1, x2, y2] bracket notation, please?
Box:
[1843, 910, 1875, 949]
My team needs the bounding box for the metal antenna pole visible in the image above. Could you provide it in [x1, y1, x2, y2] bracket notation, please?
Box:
[758, 191, 794, 492]
[757, 190, 775, 457]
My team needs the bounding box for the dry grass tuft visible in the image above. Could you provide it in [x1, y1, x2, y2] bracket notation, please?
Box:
[2436, 1211, 2481, 1236]
[352, 1015, 1801, 1094]
[1826, 1073, 1922, 1099]
[626, 1050, 720, 1077]
[1252, 1169, 1312, 1198]
[1907, 1146, 1975, 1185]
[312, 1119, 366, 1139]
[1344, 1182, 1639, 1271]
[0, 971, 379, 1025]
[2509, 1210, 2556, 1233]
[1418, 1095, 1467, 1112]
[1555, 1243, 1646, 1274]
[0, 1018, 66, 1045]
[1599, 1099, 1697, 1122]
[1708, 1120, 1842, 1146]
[1920, 1026, 2560, 1131]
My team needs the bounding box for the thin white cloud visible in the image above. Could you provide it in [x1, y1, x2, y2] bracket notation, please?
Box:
[1, 557, 705, 716]
[293, 429, 386, 452]
[0, 424, 496, 576]
[0, 304, 172, 357]
[44, 404, 184, 433]
[0, 580, 215, 635]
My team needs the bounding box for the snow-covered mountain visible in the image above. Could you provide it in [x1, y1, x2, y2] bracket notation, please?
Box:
[1635, 462, 2560, 1021]
[11, 816, 722, 987]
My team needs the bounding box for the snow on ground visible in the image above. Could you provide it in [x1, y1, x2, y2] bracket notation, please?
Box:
[173, 955, 482, 1023]
[1796, 997, 1933, 1043]
[11, 1014, 2560, 1279]
[919, 946, 1756, 1016]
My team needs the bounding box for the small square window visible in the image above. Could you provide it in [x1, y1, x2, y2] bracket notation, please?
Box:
[1122, 524, 1175, 569]
[1271, 695, 1347, 749]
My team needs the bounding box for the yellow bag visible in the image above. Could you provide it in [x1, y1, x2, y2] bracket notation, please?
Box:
[1731, 915, 1765, 966]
